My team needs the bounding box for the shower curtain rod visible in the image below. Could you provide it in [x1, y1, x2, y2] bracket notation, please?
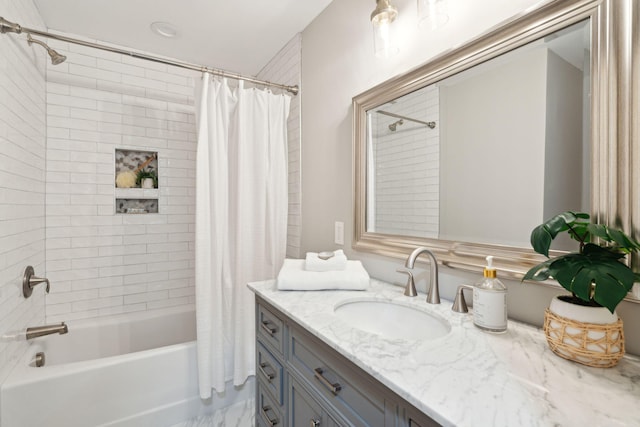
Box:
[0, 17, 299, 95]
[376, 110, 436, 129]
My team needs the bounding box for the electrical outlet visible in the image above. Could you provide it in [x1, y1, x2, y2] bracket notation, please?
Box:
[334, 221, 344, 245]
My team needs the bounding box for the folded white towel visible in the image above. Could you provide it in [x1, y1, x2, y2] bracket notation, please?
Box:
[277, 259, 370, 291]
[305, 249, 348, 272]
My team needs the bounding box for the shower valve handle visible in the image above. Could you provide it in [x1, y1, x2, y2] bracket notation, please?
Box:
[23, 266, 51, 298]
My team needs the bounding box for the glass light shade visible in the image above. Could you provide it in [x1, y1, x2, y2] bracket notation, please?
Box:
[371, 0, 399, 58]
[417, 0, 449, 30]
[372, 20, 399, 58]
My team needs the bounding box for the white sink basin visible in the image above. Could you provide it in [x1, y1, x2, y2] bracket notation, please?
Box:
[334, 300, 450, 340]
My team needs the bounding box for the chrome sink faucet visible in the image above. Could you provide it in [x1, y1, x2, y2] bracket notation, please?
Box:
[404, 247, 440, 304]
[26, 322, 68, 340]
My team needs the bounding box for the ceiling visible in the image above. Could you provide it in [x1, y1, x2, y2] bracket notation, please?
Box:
[32, 0, 333, 76]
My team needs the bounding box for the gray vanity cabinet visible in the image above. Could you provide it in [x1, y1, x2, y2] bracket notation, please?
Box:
[255, 296, 439, 427]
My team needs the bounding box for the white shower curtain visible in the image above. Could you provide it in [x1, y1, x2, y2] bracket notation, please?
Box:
[195, 76, 290, 398]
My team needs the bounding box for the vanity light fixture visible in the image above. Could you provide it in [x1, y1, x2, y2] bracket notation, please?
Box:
[417, 0, 449, 30]
[371, 0, 399, 58]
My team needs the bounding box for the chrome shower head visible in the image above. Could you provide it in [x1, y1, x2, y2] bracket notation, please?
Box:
[27, 34, 66, 65]
[389, 119, 403, 131]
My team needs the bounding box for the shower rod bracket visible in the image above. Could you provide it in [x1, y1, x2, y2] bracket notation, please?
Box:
[0, 17, 22, 34]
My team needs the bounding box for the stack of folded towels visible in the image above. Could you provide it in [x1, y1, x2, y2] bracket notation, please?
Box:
[277, 249, 370, 290]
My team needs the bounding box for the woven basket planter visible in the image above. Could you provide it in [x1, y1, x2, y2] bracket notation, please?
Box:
[543, 297, 625, 368]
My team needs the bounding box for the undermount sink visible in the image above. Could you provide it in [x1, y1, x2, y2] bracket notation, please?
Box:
[334, 300, 451, 340]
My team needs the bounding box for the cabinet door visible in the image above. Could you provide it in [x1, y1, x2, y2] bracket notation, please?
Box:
[257, 342, 284, 404]
[289, 323, 386, 426]
[290, 376, 341, 427]
[257, 379, 284, 427]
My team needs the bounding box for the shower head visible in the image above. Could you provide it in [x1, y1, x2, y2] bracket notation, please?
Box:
[27, 34, 66, 65]
[388, 119, 404, 131]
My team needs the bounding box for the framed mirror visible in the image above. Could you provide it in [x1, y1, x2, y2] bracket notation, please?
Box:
[353, 0, 639, 283]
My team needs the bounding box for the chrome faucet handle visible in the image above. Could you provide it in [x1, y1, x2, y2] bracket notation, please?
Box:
[396, 269, 417, 297]
[452, 284, 474, 313]
[22, 266, 51, 298]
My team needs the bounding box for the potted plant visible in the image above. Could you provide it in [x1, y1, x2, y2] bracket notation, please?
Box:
[136, 168, 157, 189]
[523, 211, 640, 367]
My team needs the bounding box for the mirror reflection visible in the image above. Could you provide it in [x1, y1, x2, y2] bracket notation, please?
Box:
[365, 20, 590, 249]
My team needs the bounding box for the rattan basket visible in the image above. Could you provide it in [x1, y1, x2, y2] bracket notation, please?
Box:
[543, 308, 625, 368]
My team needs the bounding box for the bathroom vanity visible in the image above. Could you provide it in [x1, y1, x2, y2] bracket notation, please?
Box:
[255, 296, 435, 426]
[249, 279, 640, 427]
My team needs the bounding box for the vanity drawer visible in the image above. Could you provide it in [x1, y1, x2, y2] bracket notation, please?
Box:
[288, 324, 385, 427]
[257, 379, 284, 427]
[257, 342, 284, 405]
[257, 302, 285, 356]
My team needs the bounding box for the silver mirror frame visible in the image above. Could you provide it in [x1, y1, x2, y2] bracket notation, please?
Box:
[353, 0, 639, 286]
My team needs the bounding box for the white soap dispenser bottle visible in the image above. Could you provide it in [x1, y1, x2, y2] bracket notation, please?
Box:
[473, 256, 508, 333]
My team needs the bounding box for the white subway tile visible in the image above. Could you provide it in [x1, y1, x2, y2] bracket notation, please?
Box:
[123, 290, 167, 305]
[72, 296, 122, 311]
[71, 275, 123, 291]
[46, 289, 99, 304]
[147, 297, 190, 310]
[99, 284, 147, 297]
[47, 309, 99, 323]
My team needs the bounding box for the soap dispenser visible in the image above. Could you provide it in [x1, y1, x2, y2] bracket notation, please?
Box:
[472, 256, 507, 333]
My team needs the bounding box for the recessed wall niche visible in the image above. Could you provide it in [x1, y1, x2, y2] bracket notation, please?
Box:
[114, 149, 159, 214]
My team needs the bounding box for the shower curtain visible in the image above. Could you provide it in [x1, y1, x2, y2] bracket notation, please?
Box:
[195, 76, 290, 398]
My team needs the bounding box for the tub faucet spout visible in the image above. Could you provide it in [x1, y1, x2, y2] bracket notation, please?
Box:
[26, 322, 68, 340]
[404, 247, 440, 304]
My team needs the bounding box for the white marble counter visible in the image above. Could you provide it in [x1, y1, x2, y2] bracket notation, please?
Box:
[248, 279, 640, 427]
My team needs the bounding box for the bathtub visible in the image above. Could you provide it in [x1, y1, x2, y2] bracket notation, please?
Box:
[1, 306, 253, 427]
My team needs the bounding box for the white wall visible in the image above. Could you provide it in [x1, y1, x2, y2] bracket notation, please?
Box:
[439, 48, 548, 246]
[299, 0, 640, 354]
[543, 49, 584, 219]
[0, 0, 47, 384]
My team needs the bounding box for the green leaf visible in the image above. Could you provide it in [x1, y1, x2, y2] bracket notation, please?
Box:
[524, 211, 640, 312]
[530, 225, 553, 257]
[529, 211, 592, 256]
[543, 244, 634, 313]
[522, 259, 554, 281]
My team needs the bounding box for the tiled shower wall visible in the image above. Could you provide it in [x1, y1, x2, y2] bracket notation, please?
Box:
[371, 85, 439, 238]
[44, 34, 199, 322]
[257, 34, 302, 259]
[43, 32, 303, 322]
[0, 0, 47, 383]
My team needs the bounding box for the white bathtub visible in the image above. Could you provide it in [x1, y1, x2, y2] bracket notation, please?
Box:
[1, 306, 253, 427]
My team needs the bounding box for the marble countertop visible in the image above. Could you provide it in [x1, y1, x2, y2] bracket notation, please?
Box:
[248, 279, 640, 427]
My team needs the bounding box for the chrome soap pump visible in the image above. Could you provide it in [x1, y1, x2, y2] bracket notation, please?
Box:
[472, 256, 508, 333]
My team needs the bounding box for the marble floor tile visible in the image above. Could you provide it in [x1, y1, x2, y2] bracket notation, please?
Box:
[170, 398, 255, 427]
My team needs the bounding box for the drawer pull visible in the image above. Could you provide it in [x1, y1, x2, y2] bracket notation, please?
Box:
[258, 361, 275, 381]
[261, 405, 279, 426]
[310, 419, 321, 427]
[261, 320, 277, 336]
[313, 367, 342, 395]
